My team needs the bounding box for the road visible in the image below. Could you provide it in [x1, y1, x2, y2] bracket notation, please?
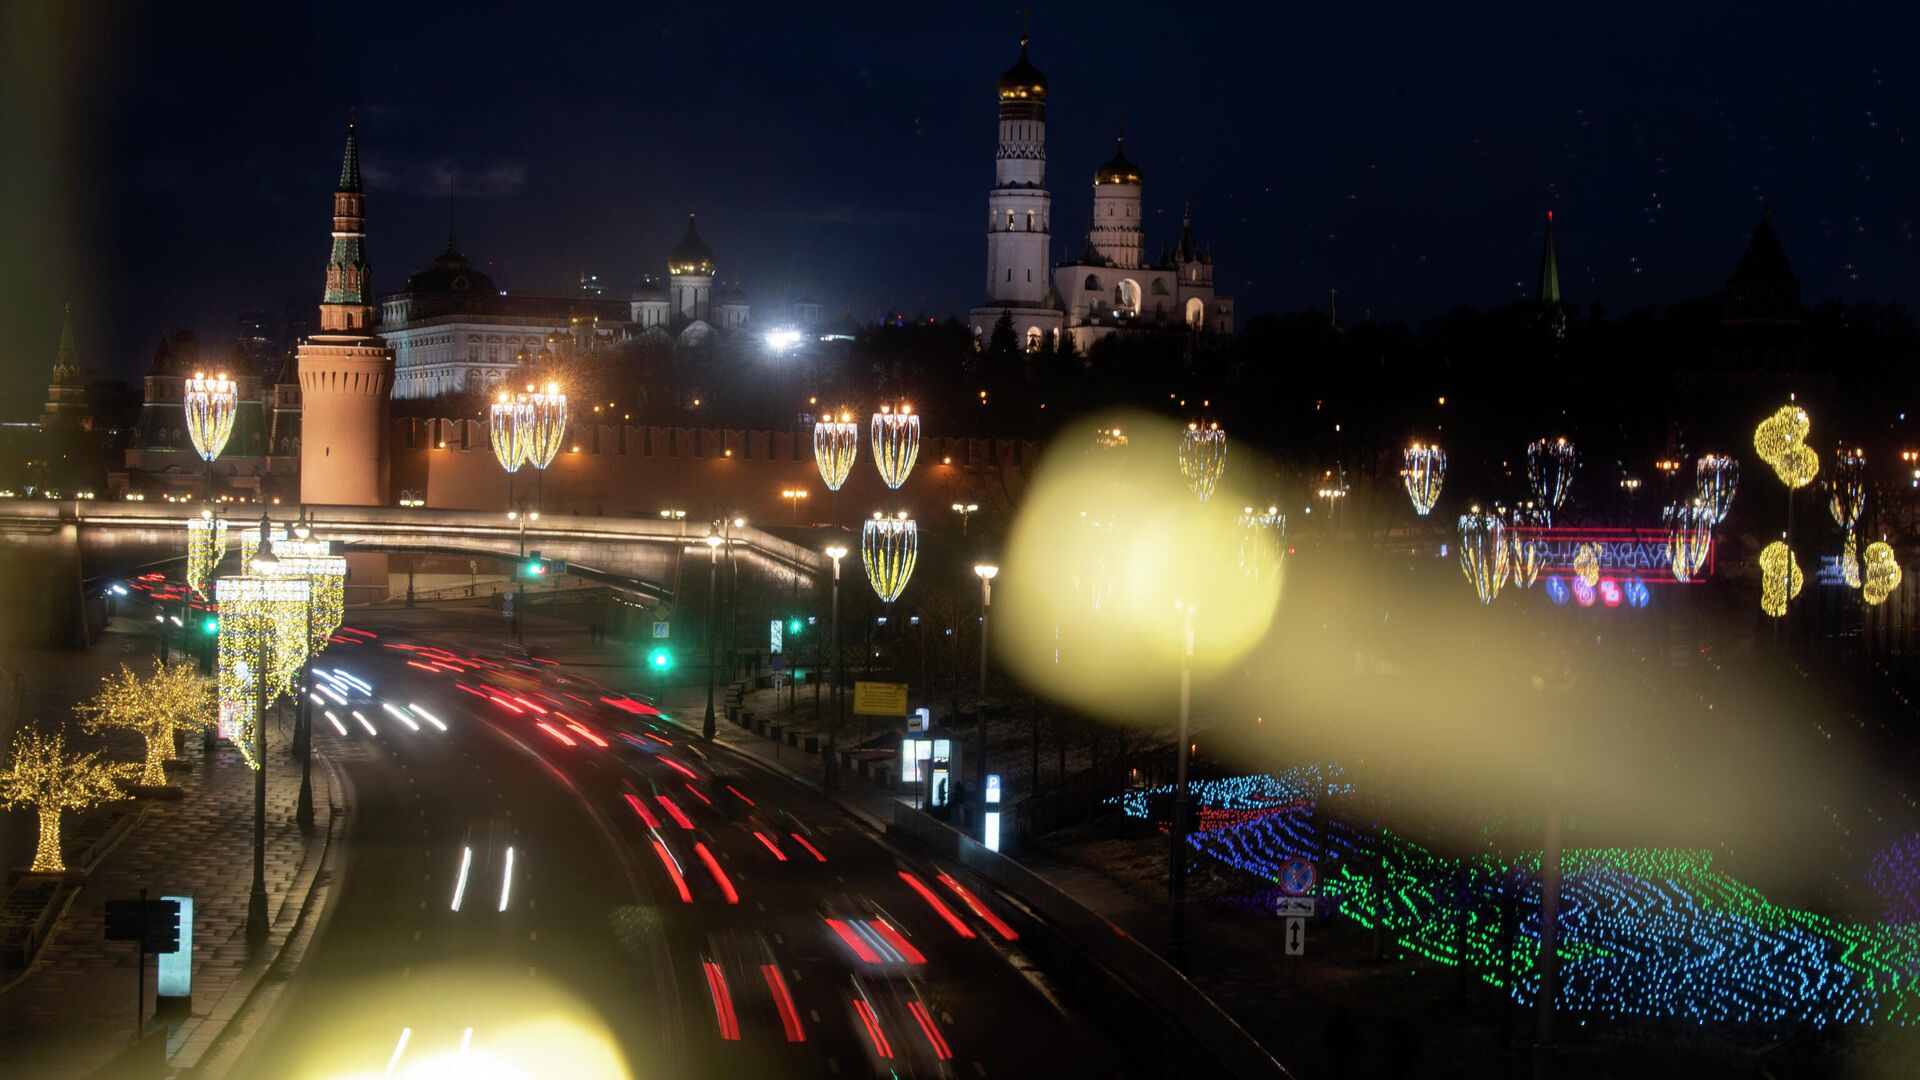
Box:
[240, 617, 1118, 1079]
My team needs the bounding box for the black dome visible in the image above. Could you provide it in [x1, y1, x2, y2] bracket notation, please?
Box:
[998, 37, 1046, 103]
[1095, 138, 1140, 185]
[669, 214, 716, 275]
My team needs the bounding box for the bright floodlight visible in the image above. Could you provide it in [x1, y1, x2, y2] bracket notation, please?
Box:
[764, 328, 802, 353]
[704, 533, 724, 550]
[825, 544, 848, 561]
[974, 564, 999, 580]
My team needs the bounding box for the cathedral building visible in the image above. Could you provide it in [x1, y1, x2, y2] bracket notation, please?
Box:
[968, 31, 1234, 353]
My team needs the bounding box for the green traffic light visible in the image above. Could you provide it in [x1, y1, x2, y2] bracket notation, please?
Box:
[787, 618, 803, 635]
[647, 647, 673, 671]
[203, 617, 220, 635]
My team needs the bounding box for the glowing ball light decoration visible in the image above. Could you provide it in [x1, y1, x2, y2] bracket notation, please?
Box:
[1236, 505, 1287, 584]
[1827, 448, 1868, 588]
[183, 371, 239, 464]
[490, 391, 535, 475]
[1179, 422, 1228, 502]
[1753, 404, 1819, 490]
[861, 512, 919, 602]
[1457, 506, 1508, 604]
[215, 576, 311, 768]
[1863, 541, 1903, 607]
[1759, 541, 1803, 618]
[186, 511, 228, 599]
[1664, 502, 1714, 583]
[525, 383, 569, 471]
[869, 404, 921, 490]
[1695, 454, 1739, 526]
[1402, 443, 1445, 516]
[812, 411, 859, 491]
[1526, 437, 1577, 522]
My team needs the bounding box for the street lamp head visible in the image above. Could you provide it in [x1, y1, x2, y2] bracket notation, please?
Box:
[250, 517, 279, 572]
[528, 511, 539, 522]
[974, 564, 999, 580]
[507, 510, 519, 521]
[732, 516, 746, 528]
[704, 533, 724, 550]
[824, 544, 848, 561]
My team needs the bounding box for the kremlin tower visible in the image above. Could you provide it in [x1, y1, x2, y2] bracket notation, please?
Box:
[297, 118, 393, 506]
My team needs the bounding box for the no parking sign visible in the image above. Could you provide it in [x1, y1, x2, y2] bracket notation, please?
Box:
[1279, 857, 1317, 896]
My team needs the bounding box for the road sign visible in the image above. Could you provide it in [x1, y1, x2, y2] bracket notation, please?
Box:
[909, 707, 930, 734]
[853, 681, 909, 716]
[1279, 857, 1317, 896]
[104, 897, 180, 953]
[502, 590, 515, 618]
[1274, 897, 1316, 918]
[652, 621, 670, 639]
[1284, 917, 1306, 955]
[156, 895, 193, 1000]
[770, 653, 787, 673]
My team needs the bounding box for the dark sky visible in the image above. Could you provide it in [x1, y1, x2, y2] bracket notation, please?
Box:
[3, 0, 1916, 396]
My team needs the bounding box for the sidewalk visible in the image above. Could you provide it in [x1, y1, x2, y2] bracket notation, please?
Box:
[0, 625, 343, 1079]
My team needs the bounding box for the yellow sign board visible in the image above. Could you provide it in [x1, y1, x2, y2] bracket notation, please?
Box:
[852, 681, 909, 716]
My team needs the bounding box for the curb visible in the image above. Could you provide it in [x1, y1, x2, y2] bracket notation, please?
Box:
[171, 751, 349, 1076]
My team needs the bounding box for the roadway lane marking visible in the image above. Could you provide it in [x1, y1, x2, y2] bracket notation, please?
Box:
[772, 933, 783, 945]
[809, 1010, 820, 1023]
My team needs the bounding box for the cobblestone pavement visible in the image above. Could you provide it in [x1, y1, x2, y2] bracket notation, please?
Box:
[0, 622, 340, 1079]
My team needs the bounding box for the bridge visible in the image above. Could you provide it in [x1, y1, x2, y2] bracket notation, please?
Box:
[0, 501, 826, 647]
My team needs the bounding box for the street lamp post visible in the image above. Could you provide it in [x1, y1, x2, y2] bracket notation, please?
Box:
[508, 509, 537, 643]
[781, 487, 808, 526]
[1168, 600, 1196, 971]
[824, 544, 847, 790]
[702, 531, 724, 740]
[972, 563, 997, 839]
[952, 502, 980, 536]
[245, 513, 278, 944]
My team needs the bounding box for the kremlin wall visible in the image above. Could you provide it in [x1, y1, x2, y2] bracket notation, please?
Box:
[388, 417, 1040, 532]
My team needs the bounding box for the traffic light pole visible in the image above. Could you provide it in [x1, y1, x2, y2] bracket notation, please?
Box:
[825, 555, 842, 791]
[703, 544, 720, 741]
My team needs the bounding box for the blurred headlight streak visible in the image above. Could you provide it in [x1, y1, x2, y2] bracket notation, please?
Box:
[999, 412, 1282, 712]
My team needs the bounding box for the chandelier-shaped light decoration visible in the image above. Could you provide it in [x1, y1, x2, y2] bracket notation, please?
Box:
[490, 391, 535, 474]
[1457, 506, 1508, 604]
[238, 524, 288, 570]
[1664, 502, 1714, 583]
[1573, 542, 1600, 588]
[215, 576, 311, 767]
[1753, 404, 1819, 490]
[1179, 422, 1228, 502]
[1403, 443, 1446, 516]
[263, 551, 347, 652]
[1236, 505, 1287, 584]
[1759, 540, 1803, 618]
[870, 404, 921, 490]
[1695, 454, 1739, 526]
[1505, 505, 1544, 589]
[1526, 438, 1577, 520]
[861, 513, 919, 602]
[1864, 541, 1903, 607]
[1828, 448, 1868, 588]
[183, 371, 239, 463]
[186, 511, 228, 599]
[525, 383, 568, 470]
[813, 411, 859, 491]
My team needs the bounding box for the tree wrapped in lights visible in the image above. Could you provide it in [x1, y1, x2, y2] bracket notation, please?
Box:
[186, 511, 228, 599]
[1526, 438, 1577, 520]
[1402, 443, 1445, 516]
[526, 383, 568, 471]
[813, 411, 859, 491]
[1753, 404, 1819, 489]
[183, 371, 238, 462]
[490, 391, 535, 474]
[1664, 502, 1714, 583]
[216, 576, 311, 766]
[1827, 448, 1868, 588]
[77, 661, 215, 787]
[0, 728, 136, 872]
[1759, 541, 1803, 618]
[870, 404, 921, 490]
[1695, 454, 1739, 526]
[1863, 541, 1902, 607]
[1236, 505, 1286, 583]
[1457, 507, 1508, 604]
[861, 512, 919, 602]
[1179, 422, 1228, 502]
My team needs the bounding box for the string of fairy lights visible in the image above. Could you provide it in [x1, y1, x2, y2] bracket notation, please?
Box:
[215, 576, 310, 766]
[1140, 768, 1920, 1027]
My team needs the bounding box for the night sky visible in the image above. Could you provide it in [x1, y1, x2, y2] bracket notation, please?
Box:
[2, 0, 1916, 398]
